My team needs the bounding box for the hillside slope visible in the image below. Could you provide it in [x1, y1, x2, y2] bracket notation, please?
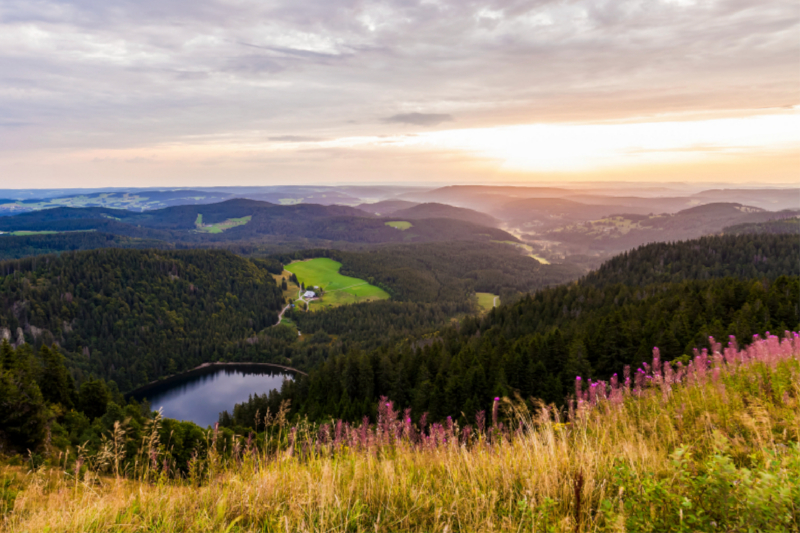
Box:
[582, 233, 799, 287]
[355, 200, 420, 215]
[544, 203, 799, 253]
[0, 232, 175, 261]
[5, 332, 797, 532]
[0, 249, 285, 390]
[256, 233, 800, 423]
[388, 202, 498, 227]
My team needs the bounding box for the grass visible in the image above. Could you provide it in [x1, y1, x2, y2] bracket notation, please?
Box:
[271, 270, 301, 301]
[3, 333, 799, 532]
[476, 292, 499, 313]
[287, 258, 390, 310]
[0, 230, 97, 236]
[194, 216, 252, 234]
[385, 221, 412, 231]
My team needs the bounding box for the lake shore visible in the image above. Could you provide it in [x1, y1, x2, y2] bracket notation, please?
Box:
[126, 361, 306, 399]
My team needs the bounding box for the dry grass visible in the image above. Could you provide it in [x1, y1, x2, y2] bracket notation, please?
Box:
[3, 338, 800, 532]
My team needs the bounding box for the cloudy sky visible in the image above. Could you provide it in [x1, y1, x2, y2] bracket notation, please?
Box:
[1, 0, 798, 188]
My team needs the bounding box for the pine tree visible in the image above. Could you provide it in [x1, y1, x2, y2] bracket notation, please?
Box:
[78, 379, 110, 420]
[38, 345, 75, 409]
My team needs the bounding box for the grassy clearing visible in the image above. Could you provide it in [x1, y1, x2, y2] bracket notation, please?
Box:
[194, 216, 252, 234]
[385, 221, 412, 230]
[271, 270, 301, 301]
[476, 292, 499, 313]
[6, 231, 61, 236]
[287, 258, 389, 310]
[3, 334, 798, 532]
[1, 230, 98, 237]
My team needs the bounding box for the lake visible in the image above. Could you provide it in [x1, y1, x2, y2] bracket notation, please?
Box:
[130, 364, 294, 427]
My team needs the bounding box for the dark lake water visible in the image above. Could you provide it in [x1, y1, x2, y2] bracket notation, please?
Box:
[130, 365, 293, 427]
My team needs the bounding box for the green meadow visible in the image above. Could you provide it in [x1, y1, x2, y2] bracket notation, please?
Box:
[194, 215, 252, 234]
[6, 230, 60, 236]
[476, 292, 499, 312]
[287, 258, 390, 310]
[385, 220, 412, 230]
[1, 230, 97, 236]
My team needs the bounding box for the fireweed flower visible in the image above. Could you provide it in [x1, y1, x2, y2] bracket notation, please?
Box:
[216, 332, 799, 458]
[652, 347, 661, 381]
[568, 332, 799, 414]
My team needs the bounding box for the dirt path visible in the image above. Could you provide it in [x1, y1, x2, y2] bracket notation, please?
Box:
[275, 303, 292, 325]
[493, 296, 499, 308]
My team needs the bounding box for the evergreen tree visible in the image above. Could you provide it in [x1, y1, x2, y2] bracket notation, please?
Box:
[38, 345, 75, 409]
[79, 379, 110, 420]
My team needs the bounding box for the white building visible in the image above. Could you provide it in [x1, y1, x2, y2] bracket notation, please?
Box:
[303, 290, 316, 299]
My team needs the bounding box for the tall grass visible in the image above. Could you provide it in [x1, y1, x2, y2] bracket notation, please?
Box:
[3, 333, 799, 532]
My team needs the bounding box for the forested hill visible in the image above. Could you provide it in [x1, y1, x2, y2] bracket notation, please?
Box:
[0, 232, 175, 261]
[582, 234, 799, 288]
[244, 275, 799, 427]
[723, 217, 800, 236]
[273, 241, 583, 304]
[0, 199, 518, 245]
[0, 249, 285, 391]
[225, 234, 800, 429]
[387, 203, 498, 227]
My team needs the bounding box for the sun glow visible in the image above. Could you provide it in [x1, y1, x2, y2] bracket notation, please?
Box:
[39, 110, 800, 187]
[412, 112, 800, 172]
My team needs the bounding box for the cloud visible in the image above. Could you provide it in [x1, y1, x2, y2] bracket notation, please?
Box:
[269, 135, 326, 142]
[0, 0, 796, 185]
[382, 113, 454, 126]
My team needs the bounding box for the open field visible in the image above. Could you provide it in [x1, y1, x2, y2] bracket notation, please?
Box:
[194, 215, 252, 234]
[5, 230, 60, 236]
[287, 258, 390, 310]
[476, 292, 499, 312]
[385, 220, 412, 230]
[0, 230, 97, 237]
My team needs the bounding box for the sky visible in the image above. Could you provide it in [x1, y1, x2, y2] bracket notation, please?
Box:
[1, 0, 798, 188]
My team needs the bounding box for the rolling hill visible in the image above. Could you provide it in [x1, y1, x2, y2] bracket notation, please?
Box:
[495, 197, 644, 226]
[388, 202, 498, 227]
[0, 199, 518, 246]
[355, 200, 420, 215]
[543, 203, 799, 253]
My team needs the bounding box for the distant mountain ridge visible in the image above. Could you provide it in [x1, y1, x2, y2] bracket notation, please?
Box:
[388, 203, 499, 227]
[542, 202, 799, 253]
[355, 200, 420, 215]
[0, 199, 517, 246]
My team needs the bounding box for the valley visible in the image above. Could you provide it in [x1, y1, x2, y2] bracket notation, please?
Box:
[0, 186, 798, 532]
[4, 0, 798, 526]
